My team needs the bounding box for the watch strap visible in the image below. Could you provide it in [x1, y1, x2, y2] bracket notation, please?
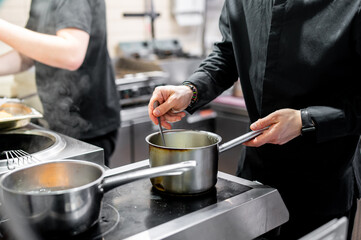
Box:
[182, 82, 198, 108]
[300, 108, 316, 136]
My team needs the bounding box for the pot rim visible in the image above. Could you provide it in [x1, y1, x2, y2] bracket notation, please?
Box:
[0, 160, 105, 196]
[145, 129, 222, 150]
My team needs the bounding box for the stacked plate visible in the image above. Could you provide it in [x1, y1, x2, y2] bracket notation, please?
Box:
[0, 98, 42, 131]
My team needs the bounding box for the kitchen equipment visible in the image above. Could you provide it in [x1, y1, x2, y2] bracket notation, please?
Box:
[299, 217, 348, 240]
[146, 127, 268, 194]
[0, 123, 107, 227]
[153, 101, 166, 146]
[0, 127, 66, 175]
[117, 40, 185, 59]
[123, 0, 160, 57]
[0, 160, 289, 240]
[0, 122, 112, 175]
[0, 100, 42, 131]
[4, 149, 41, 170]
[116, 71, 167, 108]
[0, 159, 196, 236]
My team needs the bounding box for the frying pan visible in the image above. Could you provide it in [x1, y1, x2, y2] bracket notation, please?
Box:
[0, 159, 196, 236]
[146, 127, 268, 195]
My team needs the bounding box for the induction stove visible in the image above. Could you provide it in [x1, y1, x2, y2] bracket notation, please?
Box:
[0, 160, 289, 240]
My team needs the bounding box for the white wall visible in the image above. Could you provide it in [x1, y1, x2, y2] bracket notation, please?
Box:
[0, 0, 223, 57]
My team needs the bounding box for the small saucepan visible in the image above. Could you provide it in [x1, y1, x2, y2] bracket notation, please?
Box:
[0, 159, 196, 236]
[146, 128, 268, 195]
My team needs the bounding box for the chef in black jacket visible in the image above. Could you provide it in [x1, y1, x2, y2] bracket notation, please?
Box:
[148, 0, 361, 239]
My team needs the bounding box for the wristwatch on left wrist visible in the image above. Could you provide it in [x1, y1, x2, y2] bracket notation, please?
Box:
[300, 108, 316, 136]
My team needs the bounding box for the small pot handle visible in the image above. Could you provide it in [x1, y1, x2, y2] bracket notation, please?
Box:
[219, 126, 269, 153]
[99, 161, 197, 193]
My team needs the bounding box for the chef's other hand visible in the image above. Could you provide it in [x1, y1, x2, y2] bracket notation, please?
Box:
[148, 85, 193, 129]
[244, 108, 302, 147]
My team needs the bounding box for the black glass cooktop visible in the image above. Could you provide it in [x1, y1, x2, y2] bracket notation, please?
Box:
[0, 177, 252, 240]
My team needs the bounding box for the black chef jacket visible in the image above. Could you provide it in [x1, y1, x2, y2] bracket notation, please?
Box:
[186, 0, 361, 231]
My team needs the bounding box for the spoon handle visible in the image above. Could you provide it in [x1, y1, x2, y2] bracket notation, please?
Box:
[153, 101, 166, 146]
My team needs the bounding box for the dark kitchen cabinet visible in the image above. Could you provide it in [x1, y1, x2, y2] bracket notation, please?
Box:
[133, 117, 156, 163]
[109, 122, 132, 168]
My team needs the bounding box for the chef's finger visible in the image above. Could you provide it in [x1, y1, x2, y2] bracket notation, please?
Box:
[243, 133, 270, 147]
[163, 111, 186, 123]
[148, 98, 160, 125]
[148, 86, 168, 118]
[153, 99, 177, 118]
[159, 118, 172, 129]
[243, 137, 265, 147]
[250, 113, 277, 131]
[150, 86, 168, 105]
[243, 127, 273, 147]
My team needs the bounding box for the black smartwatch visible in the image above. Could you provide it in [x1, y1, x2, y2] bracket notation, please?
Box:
[300, 108, 316, 136]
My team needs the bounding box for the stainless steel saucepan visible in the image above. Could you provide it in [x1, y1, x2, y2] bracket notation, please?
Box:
[146, 127, 268, 195]
[0, 159, 196, 236]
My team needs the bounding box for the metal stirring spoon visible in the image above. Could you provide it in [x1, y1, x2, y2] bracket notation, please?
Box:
[153, 101, 166, 146]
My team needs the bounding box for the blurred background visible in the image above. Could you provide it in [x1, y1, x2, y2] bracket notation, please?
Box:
[0, 1, 360, 239]
[0, 0, 248, 173]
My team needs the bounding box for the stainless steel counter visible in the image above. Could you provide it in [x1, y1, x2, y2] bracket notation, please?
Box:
[0, 123, 105, 174]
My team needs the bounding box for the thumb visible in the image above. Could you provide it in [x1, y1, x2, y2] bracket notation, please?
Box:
[250, 116, 273, 130]
[153, 100, 174, 117]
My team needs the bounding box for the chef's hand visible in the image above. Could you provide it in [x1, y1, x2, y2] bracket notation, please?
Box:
[148, 85, 193, 129]
[243, 108, 302, 147]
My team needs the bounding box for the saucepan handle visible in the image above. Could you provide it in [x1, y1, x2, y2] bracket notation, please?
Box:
[99, 161, 197, 193]
[219, 126, 269, 153]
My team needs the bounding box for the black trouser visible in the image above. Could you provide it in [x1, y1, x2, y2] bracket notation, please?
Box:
[81, 129, 118, 167]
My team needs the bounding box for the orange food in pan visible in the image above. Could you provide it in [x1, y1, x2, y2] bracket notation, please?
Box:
[38, 164, 70, 189]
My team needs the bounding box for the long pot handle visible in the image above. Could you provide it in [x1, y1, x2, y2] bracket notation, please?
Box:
[219, 126, 269, 153]
[99, 161, 197, 193]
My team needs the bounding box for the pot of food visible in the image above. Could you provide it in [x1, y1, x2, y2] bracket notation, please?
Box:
[0, 159, 196, 236]
[145, 128, 268, 195]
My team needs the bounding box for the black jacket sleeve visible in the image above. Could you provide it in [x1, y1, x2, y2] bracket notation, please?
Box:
[185, 2, 239, 114]
[307, 6, 361, 143]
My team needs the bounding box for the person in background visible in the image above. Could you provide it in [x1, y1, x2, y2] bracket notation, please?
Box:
[148, 1, 361, 239]
[0, 0, 120, 166]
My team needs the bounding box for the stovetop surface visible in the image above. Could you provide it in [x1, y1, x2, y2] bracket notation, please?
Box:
[90, 177, 250, 240]
[0, 177, 251, 240]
